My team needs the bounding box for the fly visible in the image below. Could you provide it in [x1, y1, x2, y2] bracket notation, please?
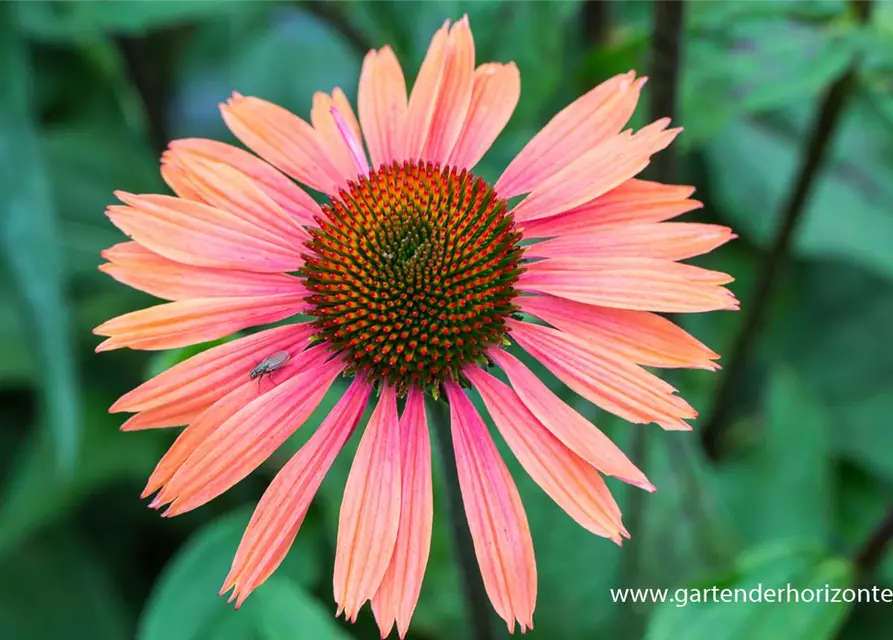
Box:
[249, 350, 291, 390]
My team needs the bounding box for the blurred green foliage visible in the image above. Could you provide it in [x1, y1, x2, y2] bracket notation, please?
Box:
[1, 1, 892, 639]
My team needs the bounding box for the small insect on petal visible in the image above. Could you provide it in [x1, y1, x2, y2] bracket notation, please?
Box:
[249, 350, 291, 387]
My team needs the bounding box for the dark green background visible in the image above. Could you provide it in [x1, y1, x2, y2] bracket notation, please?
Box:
[1, 1, 892, 639]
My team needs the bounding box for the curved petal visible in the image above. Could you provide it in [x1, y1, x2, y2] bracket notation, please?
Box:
[524, 222, 736, 261]
[93, 293, 308, 352]
[160, 151, 310, 243]
[467, 366, 628, 541]
[520, 179, 701, 239]
[518, 257, 738, 313]
[496, 72, 645, 198]
[402, 21, 450, 161]
[110, 323, 313, 414]
[221, 94, 344, 195]
[107, 193, 302, 273]
[311, 91, 369, 182]
[141, 344, 333, 499]
[447, 62, 520, 171]
[371, 388, 433, 638]
[167, 138, 322, 225]
[334, 385, 402, 622]
[507, 320, 696, 430]
[222, 378, 371, 606]
[445, 382, 536, 633]
[422, 16, 475, 165]
[484, 349, 654, 488]
[520, 295, 719, 370]
[358, 46, 408, 169]
[120, 403, 201, 431]
[511, 120, 681, 223]
[100, 242, 304, 301]
[154, 358, 344, 516]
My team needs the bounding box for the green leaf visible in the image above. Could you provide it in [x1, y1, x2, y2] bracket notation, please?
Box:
[19, 0, 257, 40]
[645, 543, 855, 640]
[139, 508, 331, 640]
[705, 103, 893, 281]
[0, 534, 131, 639]
[0, 6, 79, 469]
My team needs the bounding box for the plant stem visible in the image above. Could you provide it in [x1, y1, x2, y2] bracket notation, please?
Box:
[700, 0, 875, 459]
[426, 396, 494, 640]
[583, 0, 612, 50]
[854, 505, 893, 575]
[301, 0, 376, 56]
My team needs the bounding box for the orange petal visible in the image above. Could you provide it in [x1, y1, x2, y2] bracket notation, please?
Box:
[311, 91, 368, 182]
[223, 378, 371, 606]
[445, 382, 536, 633]
[447, 62, 520, 171]
[486, 348, 655, 488]
[358, 46, 408, 169]
[511, 120, 681, 223]
[221, 94, 344, 195]
[141, 344, 332, 498]
[100, 242, 304, 301]
[467, 366, 628, 541]
[93, 293, 308, 352]
[520, 179, 701, 238]
[518, 256, 738, 313]
[119, 403, 201, 431]
[507, 320, 696, 430]
[421, 16, 475, 165]
[402, 21, 450, 161]
[167, 138, 322, 224]
[496, 72, 645, 198]
[334, 385, 402, 622]
[156, 358, 344, 517]
[521, 295, 719, 370]
[107, 193, 302, 273]
[110, 323, 313, 413]
[525, 222, 736, 262]
[371, 388, 433, 638]
[160, 151, 309, 243]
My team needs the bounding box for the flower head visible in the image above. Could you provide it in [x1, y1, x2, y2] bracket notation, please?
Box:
[96, 15, 736, 637]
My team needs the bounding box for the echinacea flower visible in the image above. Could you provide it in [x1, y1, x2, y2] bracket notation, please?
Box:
[96, 16, 737, 637]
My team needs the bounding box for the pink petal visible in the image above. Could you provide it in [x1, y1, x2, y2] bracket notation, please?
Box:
[100, 242, 304, 301]
[141, 344, 333, 499]
[511, 120, 681, 223]
[107, 192, 302, 273]
[222, 378, 371, 606]
[485, 349, 655, 487]
[518, 256, 739, 313]
[334, 385, 402, 622]
[524, 222, 736, 261]
[467, 366, 628, 541]
[119, 404, 201, 431]
[421, 16, 475, 165]
[371, 388, 433, 638]
[160, 151, 309, 244]
[520, 179, 701, 238]
[445, 382, 536, 633]
[110, 323, 313, 413]
[495, 72, 645, 198]
[402, 21, 450, 161]
[447, 62, 520, 171]
[155, 357, 344, 516]
[358, 46, 408, 169]
[311, 91, 369, 182]
[221, 94, 345, 195]
[520, 295, 720, 370]
[93, 293, 308, 352]
[506, 320, 696, 430]
[167, 138, 322, 225]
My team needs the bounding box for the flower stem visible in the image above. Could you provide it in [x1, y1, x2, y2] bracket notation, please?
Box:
[426, 396, 494, 640]
[701, 0, 875, 459]
[854, 505, 893, 576]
